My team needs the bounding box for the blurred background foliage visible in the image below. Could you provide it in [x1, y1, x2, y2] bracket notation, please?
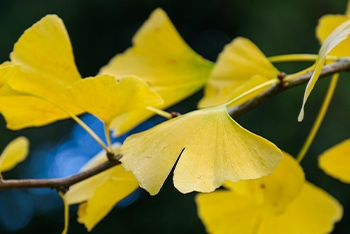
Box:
[0, 0, 349, 233]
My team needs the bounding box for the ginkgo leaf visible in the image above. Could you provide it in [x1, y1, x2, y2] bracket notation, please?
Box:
[0, 84, 73, 129]
[195, 153, 342, 234]
[318, 139, 350, 183]
[196, 190, 263, 234]
[99, 8, 213, 136]
[65, 143, 138, 231]
[77, 177, 138, 231]
[0, 136, 29, 172]
[298, 19, 350, 121]
[316, 1, 350, 56]
[224, 152, 305, 215]
[120, 105, 282, 195]
[9, 14, 82, 99]
[198, 37, 279, 108]
[258, 182, 342, 234]
[0, 14, 84, 129]
[0, 63, 19, 88]
[196, 182, 342, 234]
[110, 82, 206, 136]
[66, 75, 163, 125]
[65, 143, 138, 205]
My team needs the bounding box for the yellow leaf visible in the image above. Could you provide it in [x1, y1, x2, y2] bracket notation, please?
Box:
[77, 177, 138, 231]
[0, 14, 84, 129]
[196, 190, 263, 234]
[66, 75, 163, 125]
[0, 63, 19, 88]
[120, 105, 282, 195]
[299, 19, 350, 121]
[224, 152, 305, 214]
[99, 8, 213, 135]
[0, 84, 72, 130]
[109, 82, 204, 136]
[319, 139, 350, 183]
[0, 136, 29, 172]
[198, 37, 279, 108]
[315, 1, 350, 57]
[259, 182, 342, 234]
[195, 154, 342, 234]
[65, 143, 138, 205]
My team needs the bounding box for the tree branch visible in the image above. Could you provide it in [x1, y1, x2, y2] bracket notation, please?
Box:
[1, 58, 350, 191]
[0, 157, 121, 191]
[228, 58, 350, 118]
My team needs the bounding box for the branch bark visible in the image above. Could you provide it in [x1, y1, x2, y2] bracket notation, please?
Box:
[0, 157, 120, 191]
[229, 58, 350, 118]
[1, 58, 350, 191]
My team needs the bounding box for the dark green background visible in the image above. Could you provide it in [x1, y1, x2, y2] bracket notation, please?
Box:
[0, 0, 349, 233]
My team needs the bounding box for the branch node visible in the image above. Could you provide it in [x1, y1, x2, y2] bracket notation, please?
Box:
[106, 151, 115, 161]
[55, 186, 69, 194]
[107, 152, 123, 161]
[171, 111, 181, 118]
[277, 72, 289, 88]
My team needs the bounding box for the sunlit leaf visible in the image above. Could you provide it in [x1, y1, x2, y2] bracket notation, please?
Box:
[298, 19, 350, 121]
[198, 37, 279, 108]
[66, 75, 163, 125]
[99, 8, 213, 136]
[0, 136, 29, 172]
[121, 105, 282, 195]
[319, 139, 350, 183]
[0, 14, 84, 129]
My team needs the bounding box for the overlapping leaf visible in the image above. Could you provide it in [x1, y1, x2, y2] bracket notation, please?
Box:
[0, 15, 84, 129]
[99, 8, 213, 136]
[66, 75, 163, 125]
[121, 105, 282, 195]
[196, 153, 342, 234]
[198, 37, 279, 108]
[65, 144, 138, 231]
[298, 19, 350, 121]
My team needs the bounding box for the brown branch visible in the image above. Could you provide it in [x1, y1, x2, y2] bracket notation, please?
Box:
[0, 157, 121, 191]
[1, 58, 350, 191]
[228, 58, 350, 118]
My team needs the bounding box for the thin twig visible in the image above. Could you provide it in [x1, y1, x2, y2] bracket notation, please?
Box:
[0, 158, 121, 190]
[228, 58, 350, 118]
